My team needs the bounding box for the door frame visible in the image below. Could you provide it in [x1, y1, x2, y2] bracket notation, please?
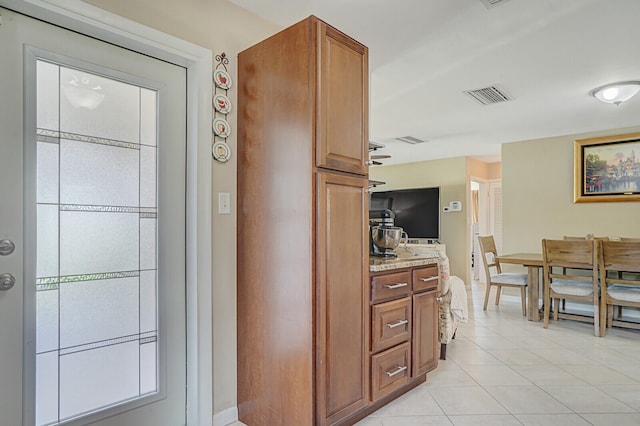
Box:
[468, 176, 489, 284]
[0, 1, 213, 425]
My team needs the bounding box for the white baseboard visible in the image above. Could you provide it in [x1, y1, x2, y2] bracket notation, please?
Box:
[213, 406, 239, 426]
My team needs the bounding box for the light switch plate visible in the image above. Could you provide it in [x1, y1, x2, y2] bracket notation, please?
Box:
[218, 192, 231, 214]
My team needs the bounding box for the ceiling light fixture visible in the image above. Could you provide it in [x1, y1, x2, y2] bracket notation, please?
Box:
[590, 81, 640, 105]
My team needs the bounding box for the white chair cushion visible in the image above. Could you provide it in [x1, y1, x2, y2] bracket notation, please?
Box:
[491, 273, 528, 286]
[550, 279, 594, 297]
[608, 284, 640, 303]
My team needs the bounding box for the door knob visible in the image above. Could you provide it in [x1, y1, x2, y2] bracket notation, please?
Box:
[0, 273, 16, 291]
[0, 239, 15, 256]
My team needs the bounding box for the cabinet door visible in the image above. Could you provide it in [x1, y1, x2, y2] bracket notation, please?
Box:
[316, 20, 368, 175]
[316, 172, 369, 425]
[412, 291, 438, 376]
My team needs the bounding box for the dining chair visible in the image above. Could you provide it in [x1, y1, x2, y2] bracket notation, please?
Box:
[598, 240, 640, 336]
[559, 236, 588, 310]
[563, 235, 609, 241]
[558, 236, 609, 311]
[608, 238, 638, 319]
[478, 235, 528, 316]
[541, 239, 601, 337]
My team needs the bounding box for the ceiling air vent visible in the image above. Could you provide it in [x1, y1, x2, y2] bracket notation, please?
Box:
[464, 85, 511, 105]
[479, 0, 510, 8]
[395, 136, 427, 144]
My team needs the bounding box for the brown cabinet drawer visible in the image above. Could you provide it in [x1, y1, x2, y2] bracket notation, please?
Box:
[412, 265, 439, 293]
[371, 297, 411, 353]
[371, 342, 411, 401]
[371, 271, 411, 303]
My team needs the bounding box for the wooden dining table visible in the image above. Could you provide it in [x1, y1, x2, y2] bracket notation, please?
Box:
[495, 253, 543, 321]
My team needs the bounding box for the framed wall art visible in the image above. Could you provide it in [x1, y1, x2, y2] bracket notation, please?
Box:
[574, 132, 640, 202]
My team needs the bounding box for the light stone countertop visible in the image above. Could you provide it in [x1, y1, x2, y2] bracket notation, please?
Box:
[369, 252, 440, 272]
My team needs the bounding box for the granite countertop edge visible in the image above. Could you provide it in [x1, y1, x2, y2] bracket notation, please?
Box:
[369, 254, 440, 272]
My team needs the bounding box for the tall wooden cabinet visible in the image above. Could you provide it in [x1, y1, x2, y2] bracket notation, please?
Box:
[237, 16, 369, 426]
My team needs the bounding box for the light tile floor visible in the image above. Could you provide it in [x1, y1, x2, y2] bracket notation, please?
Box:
[230, 280, 640, 426]
[355, 280, 640, 426]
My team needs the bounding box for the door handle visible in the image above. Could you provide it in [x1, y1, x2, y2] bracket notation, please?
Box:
[385, 365, 407, 377]
[384, 282, 408, 289]
[0, 273, 16, 291]
[387, 319, 409, 329]
[0, 239, 15, 256]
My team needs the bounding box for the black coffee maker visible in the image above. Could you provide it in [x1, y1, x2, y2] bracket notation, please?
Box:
[369, 209, 396, 257]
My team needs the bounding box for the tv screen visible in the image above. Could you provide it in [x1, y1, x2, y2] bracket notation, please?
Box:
[370, 187, 440, 241]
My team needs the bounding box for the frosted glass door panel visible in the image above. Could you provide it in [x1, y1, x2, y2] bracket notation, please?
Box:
[60, 341, 140, 419]
[60, 277, 139, 348]
[140, 343, 157, 394]
[36, 205, 58, 278]
[140, 270, 157, 333]
[140, 145, 157, 207]
[60, 138, 139, 206]
[140, 218, 157, 270]
[36, 353, 59, 426]
[36, 60, 59, 131]
[36, 290, 58, 353]
[60, 211, 139, 276]
[35, 59, 160, 425]
[60, 68, 140, 143]
[140, 88, 157, 146]
[36, 141, 59, 204]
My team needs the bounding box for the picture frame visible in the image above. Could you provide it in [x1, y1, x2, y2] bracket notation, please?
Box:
[574, 132, 640, 203]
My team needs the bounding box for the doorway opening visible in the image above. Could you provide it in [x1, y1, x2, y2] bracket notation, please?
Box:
[469, 178, 502, 284]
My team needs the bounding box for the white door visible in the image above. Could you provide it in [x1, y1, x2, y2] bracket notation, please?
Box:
[0, 7, 187, 425]
[488, 181, 503, 253]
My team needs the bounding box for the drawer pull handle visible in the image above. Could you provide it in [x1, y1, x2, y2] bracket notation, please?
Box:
[419, 276, 438, 282]
[384, 282, 408, 289]
[387, 319, 409, 329]
[436, 296, 443, 302]
[385, 365, 408, 377]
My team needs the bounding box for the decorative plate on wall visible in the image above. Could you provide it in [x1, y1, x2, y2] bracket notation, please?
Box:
[212, 141, 231, 162]
[213, 69, 232, 90]
[213, 93, 232, 114]
[212, 117, 231, 138]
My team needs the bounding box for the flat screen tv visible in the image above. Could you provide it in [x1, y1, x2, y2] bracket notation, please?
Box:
[370, 187, 440, 242]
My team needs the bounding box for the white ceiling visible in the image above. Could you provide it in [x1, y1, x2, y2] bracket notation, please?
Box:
[229, 0, 640, 165]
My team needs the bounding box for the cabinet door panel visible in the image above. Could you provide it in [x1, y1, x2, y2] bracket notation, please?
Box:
[317, 172, 369, 424]
[412, 291, 438, 376]
[317, 22, 368, 175]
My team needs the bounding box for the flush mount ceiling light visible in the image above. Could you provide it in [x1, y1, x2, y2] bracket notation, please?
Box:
[590, 81, 640, 105]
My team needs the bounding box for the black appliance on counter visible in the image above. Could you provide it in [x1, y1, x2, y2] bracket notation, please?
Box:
[370, 187, 440, 243]
[369, 209, 397, 257]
